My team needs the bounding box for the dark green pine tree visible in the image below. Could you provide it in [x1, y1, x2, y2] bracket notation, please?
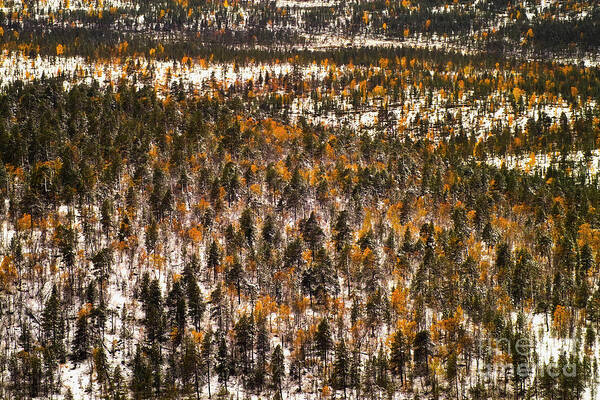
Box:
[145, 218, 159, 255]
[282, 167, 305, 218]
[111, 366, 127, 400]
[226, 255, 244, 304]
[234, 312, 255, 378]
[94, 296, 107, 339]
[402, 227, 414, 253]
[100, 199, 113, 238]
[567, 353, 588, 400]
[539, 359, 557, 400]
[510, 248, 534, 306]
[315, 318, 333, 365]
[150, 167, 165, 220]
[446, 351, 459, 399]
[284, 237, 303, 269]
[138, 272, 150, 302]
[130, 345, 152, 400]
[147, 342, 163, 397]
[160, 188, 173, 219]
[495, 242, 513, 288]
[333, 210, 351, 252]
[183, 263, 205, 331]
[181, 336, 201, 400]
[253, 316, 269, 391]
[511, 313, 530, 398]
[207, 240, 221, 282]
[390, 329, 407, 385]
[576, 270, 590, 309]
[31, 352, 43, 397]
[361, 356, 377, 400]
[93, 342, 109, 388]
[271, 344, 285, 400]
[239, 207, 255, 248]
[585, 325, 596, 353]
[451, 206, 468, 239]
[72, 312, 89, 362]
[375, 347, 390, 392]
[221, 162, 240, 205]
[42, 285, 66, 364]
[166, 280, 186, 347]
[310, 247, 339, 304]
[349, 348, 362, 396]
[332, 339, 350, 399]
[261, 214, 278, 246]
[19, 323, 32, 353]
[301, 211, 324, 252]
[557, 352, 572, 400]
[413, 330, 431, 380]
[144, 279, 166, 345]
[91, 248, 112, 305]
[215, 334, 230, 392]
[201, 328, 214, 399]
[55, 224, 75, 289]
[580, 244, 594, 274]
[210, 283, 225, 331]
[118, 214, 132, 242]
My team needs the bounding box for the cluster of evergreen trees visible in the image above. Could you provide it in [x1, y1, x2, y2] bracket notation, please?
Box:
[0, 2, 598, 396]
[0, 0, 599, 59]
[0, 74, 597, 398]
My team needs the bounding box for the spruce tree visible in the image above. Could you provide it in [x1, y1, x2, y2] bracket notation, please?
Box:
[166, 280, 186, 347]
[234, 312, 255, 377]
[144, 279, 166, 344]
[254, 316, 269, 391]
[111, 366, 127, 400]
[315, 318, 333, 368]
[413, 330, 431, 380]
[181, 336, 200, 399]
[183, 263, 205, 331]
[201, 328, 214, 398]
[333, 339, 350, 399]
[390, 330, 407, 385]
[215, 334, 230, 392]
[42, 285, 66, 364]
[130, 345, 152, 400]
[93, 343, 109, 388]
[239, 207, 255, 248]
[271, 344, 285, 400]
[72, 312, 89, 362]
[207, 240, 221, 281]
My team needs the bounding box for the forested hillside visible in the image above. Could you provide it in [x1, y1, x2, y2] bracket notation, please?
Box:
[0, 1, 600, 399]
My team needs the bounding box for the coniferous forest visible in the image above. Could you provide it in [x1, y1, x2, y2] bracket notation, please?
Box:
[1, 0, 600, 399]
